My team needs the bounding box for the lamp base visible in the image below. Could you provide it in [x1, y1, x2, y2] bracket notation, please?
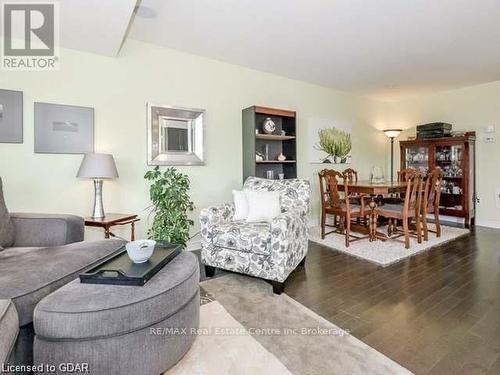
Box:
[390, 137, 395, 183]
[92, 179, 105, 219]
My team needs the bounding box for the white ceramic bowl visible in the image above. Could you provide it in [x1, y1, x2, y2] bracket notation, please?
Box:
[126, 240, 156, 264]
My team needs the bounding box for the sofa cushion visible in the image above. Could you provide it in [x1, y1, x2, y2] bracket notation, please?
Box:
[0, 239, 125, 326]
[0, 178, 15, 249]
[211, 221, 271, 255]
[245, 190, 281, 223]
[10, 213, 84, 247]
[34, 251, 199, 340]
[0, 299, 19, 363]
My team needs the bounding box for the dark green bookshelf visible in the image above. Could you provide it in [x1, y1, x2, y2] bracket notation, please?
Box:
[242, 106, 297, 181]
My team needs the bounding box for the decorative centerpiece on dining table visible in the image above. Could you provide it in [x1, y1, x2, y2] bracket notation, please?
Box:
[370, 166, 386, 184]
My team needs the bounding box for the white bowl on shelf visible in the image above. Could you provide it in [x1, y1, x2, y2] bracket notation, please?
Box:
[126, 240, 156, 264]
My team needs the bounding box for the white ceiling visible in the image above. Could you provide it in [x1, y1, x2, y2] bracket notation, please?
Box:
[59, 0, 137, 56]
[127, 0, 500, 100]
[4, 0, 499, 100]
[0, 0, 137, 57]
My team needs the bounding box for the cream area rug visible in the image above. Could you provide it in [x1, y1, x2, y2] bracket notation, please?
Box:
[168, 274, 412, 375]
[309, 223, 469, 266]
[166, 300, 291, 375]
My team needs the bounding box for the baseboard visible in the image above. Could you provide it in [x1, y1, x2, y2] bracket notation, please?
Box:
[310, 214, 468, 228]
[476, 220, 500, 229]
[436, 215, 464, 225]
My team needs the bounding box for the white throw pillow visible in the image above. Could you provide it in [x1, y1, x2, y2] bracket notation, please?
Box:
[232, 190, 249, 221]
[245, 190, 281, 222]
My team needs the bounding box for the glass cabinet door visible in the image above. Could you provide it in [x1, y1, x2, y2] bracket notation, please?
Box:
[435, 144, 464, 213]
[405, 146, 429, 175]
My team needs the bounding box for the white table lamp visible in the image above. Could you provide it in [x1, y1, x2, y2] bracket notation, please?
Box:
[77, 153, 118, 218]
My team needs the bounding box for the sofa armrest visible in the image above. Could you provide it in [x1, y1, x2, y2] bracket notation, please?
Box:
[10, 213, 84, 247]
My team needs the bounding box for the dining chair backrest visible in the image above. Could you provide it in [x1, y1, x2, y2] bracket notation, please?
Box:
[343, 168, 358, 182]
[424, 168, 443, 210]
[403, 169, 423, 214]
[398, 168, 417, 182]
[318, 169, 347, 209]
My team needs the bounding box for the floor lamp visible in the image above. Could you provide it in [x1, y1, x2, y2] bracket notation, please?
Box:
[383, 129, 402, 183]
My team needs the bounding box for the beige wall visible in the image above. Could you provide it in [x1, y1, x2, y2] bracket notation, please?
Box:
[0, 40, 387, 242]
[384, 81, 500, 227]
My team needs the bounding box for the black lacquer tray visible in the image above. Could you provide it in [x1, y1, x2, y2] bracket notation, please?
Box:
[79, 242, 182, 286]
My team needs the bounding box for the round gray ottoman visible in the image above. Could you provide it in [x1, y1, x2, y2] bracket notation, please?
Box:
[33, 251, 199, 375]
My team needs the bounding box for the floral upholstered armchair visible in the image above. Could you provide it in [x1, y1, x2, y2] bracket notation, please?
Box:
[200, 177, 310, 294]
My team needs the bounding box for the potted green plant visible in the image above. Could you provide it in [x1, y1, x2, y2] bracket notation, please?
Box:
[144, 166, 194, 247]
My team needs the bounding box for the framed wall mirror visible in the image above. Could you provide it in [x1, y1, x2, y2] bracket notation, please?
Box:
[147, 103, 205, 165]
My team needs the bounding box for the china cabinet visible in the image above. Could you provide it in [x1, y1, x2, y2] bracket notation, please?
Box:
[400, 134, 476, 228]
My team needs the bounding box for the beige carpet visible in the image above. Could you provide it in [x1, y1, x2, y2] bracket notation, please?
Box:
[309, 223, 469, 266]
[166, 301, 291, 375]
[180, 274, 412, 375]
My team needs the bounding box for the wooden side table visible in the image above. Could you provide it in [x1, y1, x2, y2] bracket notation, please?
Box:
[85, 213, 140, 241]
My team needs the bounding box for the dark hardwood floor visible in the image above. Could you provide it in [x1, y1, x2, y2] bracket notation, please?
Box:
[282, 227, 500, 374]
[197, 227, 500, 374]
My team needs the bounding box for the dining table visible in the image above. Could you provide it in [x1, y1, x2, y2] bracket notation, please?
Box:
[337, 180, 410, 241]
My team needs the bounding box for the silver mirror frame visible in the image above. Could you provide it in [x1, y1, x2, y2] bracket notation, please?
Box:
[147, 103, 205, 166]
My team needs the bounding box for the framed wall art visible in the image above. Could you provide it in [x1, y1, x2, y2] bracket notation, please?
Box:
[0, 89, 23, 143]
[147, 103, 205, 166]
[309, 117, 352, 164]
[34, 102, 94, 154]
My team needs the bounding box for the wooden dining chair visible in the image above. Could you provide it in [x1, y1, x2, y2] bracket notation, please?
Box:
[318, 169, 368, 247]
[342, 168, 368, 224]
[375, 169, 423, 249]
[397, 168, 417, 182]
[421, 168, 444, 240]
[385, 167, 418, 204]
[343, 168, 358, 182]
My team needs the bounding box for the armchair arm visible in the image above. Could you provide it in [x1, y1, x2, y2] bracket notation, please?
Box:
[200, 203, 235, 226]
[199, 203, 235, 242]
[269, 208, 309, 282]
[10, 213, 84, 247]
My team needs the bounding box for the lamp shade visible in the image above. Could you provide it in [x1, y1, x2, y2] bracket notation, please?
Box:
[383, 129, 402, 139]
[77, 153, 119, 179]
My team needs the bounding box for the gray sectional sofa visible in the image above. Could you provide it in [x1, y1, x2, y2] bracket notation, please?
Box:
[0, 179, 126, 369]
[0, 300, 19, 368]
